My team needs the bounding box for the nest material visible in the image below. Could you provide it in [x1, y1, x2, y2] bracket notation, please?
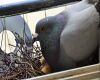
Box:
[0, 62, 44, 80]
[0, 33, 47, 80]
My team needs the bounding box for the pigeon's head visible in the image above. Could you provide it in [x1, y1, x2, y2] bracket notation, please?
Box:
[36, 17, 56, 39]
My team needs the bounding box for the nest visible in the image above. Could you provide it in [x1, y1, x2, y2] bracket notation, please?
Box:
[0, 62, 45, 80]
[0, 33, 47, 80]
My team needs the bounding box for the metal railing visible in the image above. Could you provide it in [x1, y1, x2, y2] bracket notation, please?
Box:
[0, 0, 80, 17]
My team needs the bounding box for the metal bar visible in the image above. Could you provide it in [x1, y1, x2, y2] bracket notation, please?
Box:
[0, 0, 80, 17]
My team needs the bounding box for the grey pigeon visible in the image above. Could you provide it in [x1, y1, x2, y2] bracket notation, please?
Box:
[35, 0, 100, 72]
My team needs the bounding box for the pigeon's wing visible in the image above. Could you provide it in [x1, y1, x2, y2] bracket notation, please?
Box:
[60, 6, 99, 62]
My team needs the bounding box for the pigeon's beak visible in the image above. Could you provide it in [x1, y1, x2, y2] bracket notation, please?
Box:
[33, 33, 38, 38]
[32, 33, 39, 43]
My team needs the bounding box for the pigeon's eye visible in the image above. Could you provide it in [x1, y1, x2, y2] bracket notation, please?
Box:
[41, 27, 46, 32]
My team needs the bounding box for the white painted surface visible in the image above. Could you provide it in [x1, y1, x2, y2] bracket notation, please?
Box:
[25, 64, 100, 80]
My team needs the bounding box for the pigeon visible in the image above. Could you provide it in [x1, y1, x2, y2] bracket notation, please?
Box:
[35, 0, 100, 72]
[36, 13, 68, 71]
